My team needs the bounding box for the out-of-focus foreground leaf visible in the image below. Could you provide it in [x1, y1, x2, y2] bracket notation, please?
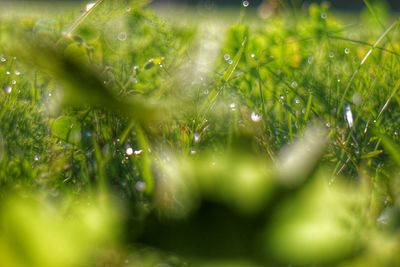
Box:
[7, 37, 166, 131]
[0, 193, 120, 267]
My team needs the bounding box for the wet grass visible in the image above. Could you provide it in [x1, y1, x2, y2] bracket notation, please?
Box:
[0, 1, 400, 266]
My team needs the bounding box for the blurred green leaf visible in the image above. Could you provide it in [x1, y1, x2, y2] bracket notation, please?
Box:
[51, 116, 82, 145]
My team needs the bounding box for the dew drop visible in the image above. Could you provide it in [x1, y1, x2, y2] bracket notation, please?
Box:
[85, 2, 96, 12]
[34, 155, 40, 161]
[0, 55, 6, 62]
[134, 149, 143, 156]
[126, 147, 133, 155]
[228, 59, 233, 65]
[229, 102, 236, 111]
[4, 85, 12, 94]
[194, 132, 201, 143]
[291, 81, 298, 88]
[250, 53, 255, 59]
[242, 0, 250, 7]
[294, 98, 301, 104]
[251, 111, 262, 122]
[344, 48, 350, 55]
[14, 70, 21, 76]
[344, 103, 354, 128]
[307, 57, 313, 64]
[126, 7, 131, 12]
[6, 71, 10, 75]
[352, 92, 362, 106]
[377, 209, 390, 226]
[11, 80, 16, 85]
[117, 31, 127, 41]
[329, 52, 335, 58]
[135, 181, 146, 192]
[224, 54, 230, 61]
[321, 13, 328, 19]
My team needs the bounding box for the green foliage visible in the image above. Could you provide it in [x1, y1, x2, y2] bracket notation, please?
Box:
[0, 1, 400, 266]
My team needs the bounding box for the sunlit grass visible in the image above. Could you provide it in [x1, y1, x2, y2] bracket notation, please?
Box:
[0, 0, 400, 266]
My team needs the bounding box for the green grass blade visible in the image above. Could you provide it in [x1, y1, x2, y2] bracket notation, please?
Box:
[223, 38, 247, 82]
[374, 130, 400, 166]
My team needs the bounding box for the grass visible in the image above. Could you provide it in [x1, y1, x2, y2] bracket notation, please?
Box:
[0, 0, 400, 266]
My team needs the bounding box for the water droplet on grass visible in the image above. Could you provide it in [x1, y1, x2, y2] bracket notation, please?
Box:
[224, 54, 230, 61]
[6, 71, 10, 75]
[85, 2, 96, 12]
[291, 81, 298, 88]
[0, 55, 6, 62]
[229, 102, 237, 111]
[251, 111, 262, 122]
[15, 70, 21, 75]
[11, 80, 16, 85]
[34, 155, 40, 161]
[118, 31, 127, 41]
[135, 181, 146, 192]
[250, 53, 255, 59]
[352, 92, 362, 106]
[344, 48, 350, 54]
[242, 0, 250, 7]
[329, 52, 335, 58]
[294, 98, 301, 104]
[134, 149, 143, 156]
[344, 103, 354, 128]
[321, 13, 327, 19]
[228, 59, 233, 65]
[377, 210, 390, 225]
[4, 85, 12, 94]
[194, 132, 201, 143]
[126, 147, 133, 155]
[126, 7, 131, 12]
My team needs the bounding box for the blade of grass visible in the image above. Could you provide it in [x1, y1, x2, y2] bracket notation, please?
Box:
[62, 0, 105, 38]
[304, 92, 313, 123]
[11, 38, 165, 130]
[374, 130, 400, 166]
[136, 126, 154, 194]
[327, 35, 400, 58]
[223, 38, 247, 82]
[337, 20, 399, 117]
